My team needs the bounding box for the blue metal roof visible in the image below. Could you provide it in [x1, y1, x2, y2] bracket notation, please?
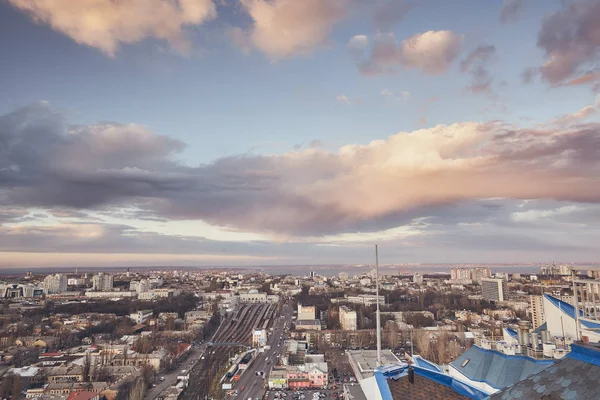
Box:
[412, 355, 445, 373]
[449, 346, 554, 390]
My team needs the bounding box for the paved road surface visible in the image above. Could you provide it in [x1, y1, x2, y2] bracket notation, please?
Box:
[236, 299, 294, 400]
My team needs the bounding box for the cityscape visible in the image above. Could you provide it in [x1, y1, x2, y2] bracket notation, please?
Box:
[2, 0, 600, 399]
[0, 263, 599, 399]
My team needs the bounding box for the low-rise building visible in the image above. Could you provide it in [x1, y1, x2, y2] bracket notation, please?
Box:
[252, 329, 267, 348]
[294, 320, 321, 331]
[129, 309, 153, 324]
[137, 288, 180, 300]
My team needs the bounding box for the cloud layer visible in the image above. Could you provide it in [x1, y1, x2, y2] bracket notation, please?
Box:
[350, 31, 464, 75]
[537, 0, 600, 85]
[6, 0, 217, 56]
[500, 0, 527, 24]
[2, 102, 600, 239]
[460, 45, 496, 94]
[234, 0, 349, 59]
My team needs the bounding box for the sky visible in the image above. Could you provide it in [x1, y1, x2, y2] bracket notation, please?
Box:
[1, 0, 600, 268]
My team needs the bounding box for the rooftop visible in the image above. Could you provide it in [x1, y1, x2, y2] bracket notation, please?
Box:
[449, 345, 554, 390]
[491, 343, 600, 400]
[387, 372, 471, 400]
[347, 349, 401, 380]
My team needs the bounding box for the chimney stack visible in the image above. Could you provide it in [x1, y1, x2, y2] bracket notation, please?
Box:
[518, 320, 531, 347]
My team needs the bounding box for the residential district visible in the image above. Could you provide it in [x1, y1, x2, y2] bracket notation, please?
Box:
[0, 264, 599, 400]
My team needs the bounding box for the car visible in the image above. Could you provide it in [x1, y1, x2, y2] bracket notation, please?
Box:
[159, 376, 165, 381]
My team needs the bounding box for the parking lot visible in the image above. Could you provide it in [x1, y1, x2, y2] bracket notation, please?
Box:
[325, 350, 356, 386]
[265, 389, 343, 400]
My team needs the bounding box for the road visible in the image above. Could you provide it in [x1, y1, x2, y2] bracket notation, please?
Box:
[144, 345, 206, 400]
[236, 299, 294, 400]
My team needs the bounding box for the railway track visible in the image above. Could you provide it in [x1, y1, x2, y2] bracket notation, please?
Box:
[182, 303, 276, 399]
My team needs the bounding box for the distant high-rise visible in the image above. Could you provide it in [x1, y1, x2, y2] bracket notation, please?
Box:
[310, 271, 316, 278]
[529, 295, 545, 330]
[540, 263, 572, 276]
[339, 305, 357, 331]
[43, 274, 67, 294]
[481, 278, 507, 302]
[338, 272, 349, 281]
[413, 273, 423, 285]
[92, 273, 114, 291]
[450, 268, 472, 281]
[472, 267, 492, 283]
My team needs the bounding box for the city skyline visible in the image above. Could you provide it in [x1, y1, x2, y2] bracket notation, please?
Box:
[1, 0, 600, 268]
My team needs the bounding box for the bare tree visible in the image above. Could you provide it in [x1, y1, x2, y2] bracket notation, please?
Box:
[83, 353, 92, 382]
[434, 331, 450, 364]
[413, 330, 432, 360]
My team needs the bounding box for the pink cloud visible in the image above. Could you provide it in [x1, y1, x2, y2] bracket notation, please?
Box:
[235, 0, 349, 59]
[6, 0, 216, 56]
[352, 31, 464, 75]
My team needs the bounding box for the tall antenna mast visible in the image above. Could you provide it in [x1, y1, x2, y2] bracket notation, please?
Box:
[376, 245, 381, 366]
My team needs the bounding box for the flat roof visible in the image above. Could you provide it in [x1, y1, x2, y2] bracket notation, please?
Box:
[347, 350, 401, 380]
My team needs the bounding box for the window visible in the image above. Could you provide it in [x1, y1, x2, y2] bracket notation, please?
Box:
[461, 359, 470, 368]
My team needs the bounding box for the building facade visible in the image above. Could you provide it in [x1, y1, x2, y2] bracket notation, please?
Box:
[43, 274, 68, 294]
[339, 306, 357, 331]
[252, 329, 267, 348]
[529, 295, 545, 330]
[481, 278, 507, 302]
[92, 273, 113, 291]
[298, 304, 316, 320]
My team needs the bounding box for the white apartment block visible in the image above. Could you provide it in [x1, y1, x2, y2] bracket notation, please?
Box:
[92, 273, 113, 291]
[130, 309, 153, 324]
[43, 274, 67, 294]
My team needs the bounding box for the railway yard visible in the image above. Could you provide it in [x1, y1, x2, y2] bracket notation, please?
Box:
[181, 303, 277, 399]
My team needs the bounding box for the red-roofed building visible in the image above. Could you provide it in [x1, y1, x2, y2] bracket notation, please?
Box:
[66, 391, 100, 400]
[176, 343, 191, 355]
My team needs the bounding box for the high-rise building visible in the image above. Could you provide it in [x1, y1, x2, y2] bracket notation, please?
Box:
[338, 272, 349, 281]
[413, 273, 423, 285]
[529, 295, 545, 330]
[92, 273, 113, 291]
[540, 264, 572, 276]
[339, 306, 357, 331]
[472, 267, 492, 283]
[481, 278, 507, 302]
[310, 271, 316, 278]
[298, 304, 316, 320]
[451, 268, 472, 281]
[43, 274, 67, 294]
[130, 279, 150, 293]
